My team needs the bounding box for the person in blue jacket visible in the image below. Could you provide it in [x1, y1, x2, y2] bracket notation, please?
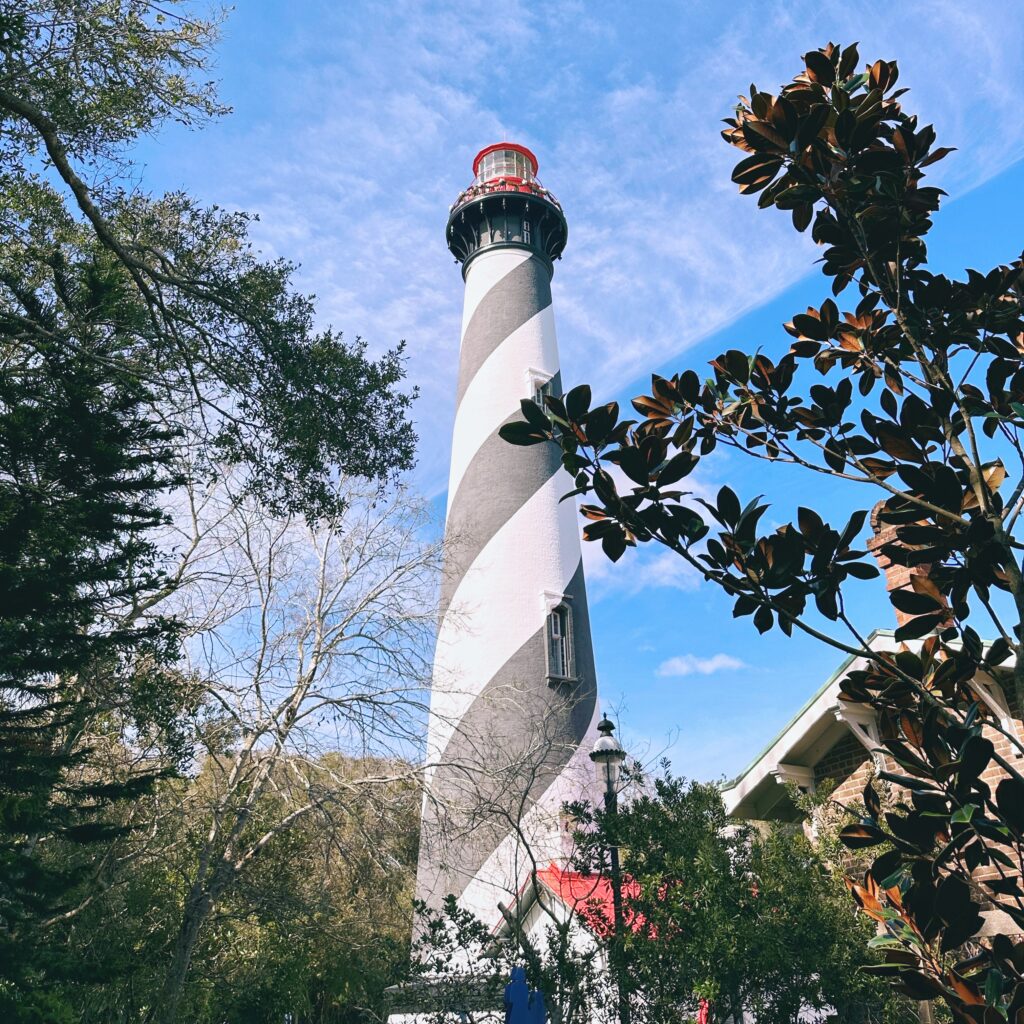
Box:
[504, 966, 530, 1024]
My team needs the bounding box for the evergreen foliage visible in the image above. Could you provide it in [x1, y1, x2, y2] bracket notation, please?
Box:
[414, 772, 905, 1024]
[573, 774, 903, 1024]
[0, 292, 182, 1017]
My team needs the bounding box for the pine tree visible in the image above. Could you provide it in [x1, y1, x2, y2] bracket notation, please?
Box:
[0, 268, 181, 1018]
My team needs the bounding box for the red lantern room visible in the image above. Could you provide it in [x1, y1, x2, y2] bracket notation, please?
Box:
[447, 142, 567, 276]
[472, 142, 539, 184]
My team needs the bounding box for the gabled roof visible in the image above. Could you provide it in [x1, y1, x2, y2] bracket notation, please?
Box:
[720, 630, 897, 821]
[535, 863, 644, 937]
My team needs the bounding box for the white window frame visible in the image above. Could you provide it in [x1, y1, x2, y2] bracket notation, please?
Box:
[542, 591, 575, 682]
[526, 367, 554, 406]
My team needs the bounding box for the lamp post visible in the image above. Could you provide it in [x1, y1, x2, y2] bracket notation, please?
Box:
[590, 715, 629, 1024]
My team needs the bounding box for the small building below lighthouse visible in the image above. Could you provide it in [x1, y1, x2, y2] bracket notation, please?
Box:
[414, 142, 601, 936]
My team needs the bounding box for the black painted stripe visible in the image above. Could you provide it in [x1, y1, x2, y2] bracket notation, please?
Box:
[416, 561, 597, 910]
[456, 255, 552, 407]
[439, 399, 563, 627]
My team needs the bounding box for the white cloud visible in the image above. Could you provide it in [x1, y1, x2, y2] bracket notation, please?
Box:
[583, 542, 702, 602]
[655, 653, 747, 678]
[142, 1, 1024, 499]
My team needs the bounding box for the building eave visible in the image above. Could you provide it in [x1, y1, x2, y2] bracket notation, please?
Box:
[720, 629, 898, 820]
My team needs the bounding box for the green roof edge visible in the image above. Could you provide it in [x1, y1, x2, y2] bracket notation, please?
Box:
[719, 628, 896, 792]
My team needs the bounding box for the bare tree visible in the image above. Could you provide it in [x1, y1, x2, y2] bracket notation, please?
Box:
[409, 691, 613, 1024]
[141, 477, 441, 1022]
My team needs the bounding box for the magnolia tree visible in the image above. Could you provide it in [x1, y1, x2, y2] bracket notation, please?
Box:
[503, 44, 1024, 1023]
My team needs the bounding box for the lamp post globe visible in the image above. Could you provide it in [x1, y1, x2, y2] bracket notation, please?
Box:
[589, 714, 630, 1024]
[590, 714, 626, 797]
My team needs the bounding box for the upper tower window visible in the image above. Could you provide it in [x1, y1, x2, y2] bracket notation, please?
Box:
[547, 605, 574, 680]
[475, 145, 537, 184]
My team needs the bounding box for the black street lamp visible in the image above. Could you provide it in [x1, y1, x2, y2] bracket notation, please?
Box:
[590, 715, 630, 1024]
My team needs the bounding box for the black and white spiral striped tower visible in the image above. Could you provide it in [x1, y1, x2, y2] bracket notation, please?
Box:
[416, 144, 600, 927]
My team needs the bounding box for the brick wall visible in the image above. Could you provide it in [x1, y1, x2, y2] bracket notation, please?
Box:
[975, 708, 1024, 888]
[813, 731, 876, 812]
[808, 706, 1024, 896]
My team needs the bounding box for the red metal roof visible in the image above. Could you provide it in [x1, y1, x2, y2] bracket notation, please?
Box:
[535, 863, 645, 938]
[535, 863, 706, 1020]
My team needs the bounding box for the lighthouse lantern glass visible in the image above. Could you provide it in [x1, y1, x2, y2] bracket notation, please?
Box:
[476, 148, 535, 184]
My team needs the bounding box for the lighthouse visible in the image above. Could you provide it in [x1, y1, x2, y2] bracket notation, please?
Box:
[415, 144, 600, 928]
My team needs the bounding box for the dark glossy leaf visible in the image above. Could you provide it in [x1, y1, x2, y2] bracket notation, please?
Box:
[753, 604, 774, 634]
[996, 777, 1024, 835]
[804, 49, 836, 85]
[840, 823, 888, 849]
[499, 421, 549, 446]
[889, 589, 944, 615]
[565, 384, 592, 421]
[894, 612, 946, 641]
[958, 735, 994, 785]
[584, 403, 619, 446]
[863, 780, 881, 818]
[657, 451, 698, 487]
[797, 506, 825, 540]
[520, 398, 551, 431]
[601, 527, 628, 562]
[717, 486, 741, 526]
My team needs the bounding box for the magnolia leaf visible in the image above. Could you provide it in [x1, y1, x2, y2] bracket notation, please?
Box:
[499, 421, 549, 446]
[889, 588, 944, 615]
[565, 384, 592, 421]
[950, 804, 977, 825]
[840, 823, 887, 849]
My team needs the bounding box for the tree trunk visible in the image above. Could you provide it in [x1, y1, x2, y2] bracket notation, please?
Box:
[152, 886, 214, 1024]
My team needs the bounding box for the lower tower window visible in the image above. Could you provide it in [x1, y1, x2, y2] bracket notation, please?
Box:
[547, 604, 574, 680]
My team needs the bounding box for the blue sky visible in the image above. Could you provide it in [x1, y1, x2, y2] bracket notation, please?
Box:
[134, 0, 1024, 781]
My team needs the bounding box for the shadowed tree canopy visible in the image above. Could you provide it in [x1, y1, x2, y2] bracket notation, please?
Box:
[571, 774, 898, 1024]
[0, 3, 420, 1019]
[0, 295, 185, 1019]
[503, 42, 1024, 1022]
[411, 772, 902, 1024]
[0, 0, 417, 520]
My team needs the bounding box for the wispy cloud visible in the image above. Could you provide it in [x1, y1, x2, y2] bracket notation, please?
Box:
[144, 0, 1024, 499]
[656, 653, 747, 678]
[583, 543, 702, 602]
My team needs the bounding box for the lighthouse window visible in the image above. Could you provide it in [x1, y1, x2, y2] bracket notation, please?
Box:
[533, 377, 553, 406]
[547, 605, 573, 679]
[523, 219, 532, 244]
[476, 148, 536, 184]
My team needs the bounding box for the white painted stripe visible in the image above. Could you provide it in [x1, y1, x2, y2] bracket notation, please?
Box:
[446, 304, 558, 514]
[425, 471, 584, 783]
[460, 248, 532, 335]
